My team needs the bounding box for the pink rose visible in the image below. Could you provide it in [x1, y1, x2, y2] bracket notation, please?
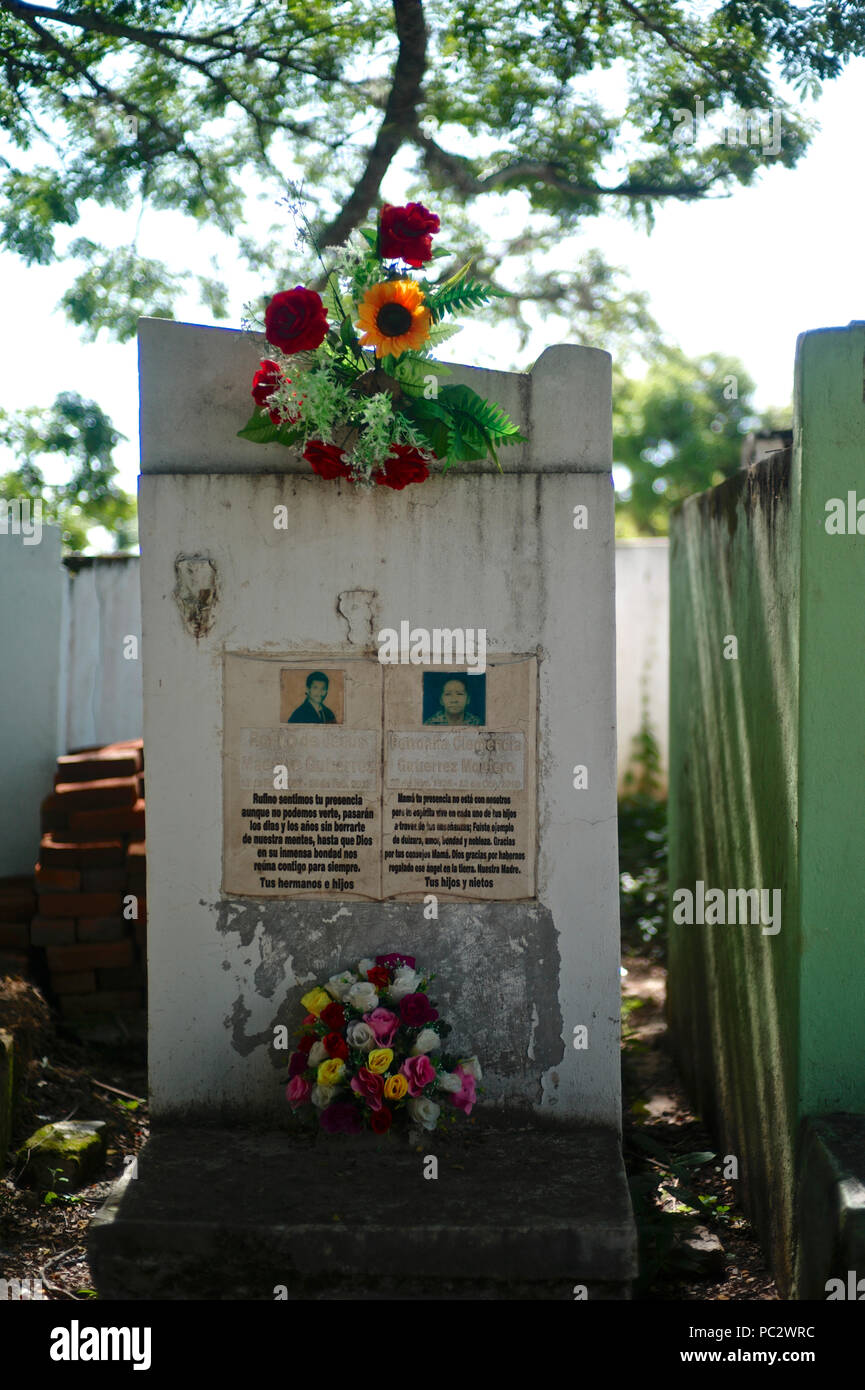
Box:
[364, 1007, 399, 1046]
[286, 1076, 311, 1108]
[350, 1066, 384, 1112]
[452, 1065, 476, 1115]
[401, 1054, 436, 1097]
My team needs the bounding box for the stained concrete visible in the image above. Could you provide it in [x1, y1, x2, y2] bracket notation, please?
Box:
[89, 1120, 637, 1300]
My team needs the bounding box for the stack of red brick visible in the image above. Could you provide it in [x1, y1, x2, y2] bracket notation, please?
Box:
[0, 878, 37, 973]
[35, 740, 147, 1019]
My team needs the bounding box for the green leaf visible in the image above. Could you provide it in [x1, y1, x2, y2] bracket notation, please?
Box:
[393, 356, 451, 395]
[426, 277, 509, 323]
[237, 410, 301, 448]
[339, 315, 360, 351]
[359, 226, 378, 253]
[426, 322, 462, 347]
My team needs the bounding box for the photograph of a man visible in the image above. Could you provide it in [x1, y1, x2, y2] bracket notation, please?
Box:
[423, 673, 485, 726]
[287, 670, 337, 724]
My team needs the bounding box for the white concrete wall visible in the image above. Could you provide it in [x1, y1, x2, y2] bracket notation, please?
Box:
[0, 525, 65, 876]
[615, 540, 669, 796]
[138, 319, 622, 1125]
[64, 557, 142, 751]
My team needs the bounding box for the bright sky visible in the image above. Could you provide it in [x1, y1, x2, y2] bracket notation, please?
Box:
[1, 52, 863, 533]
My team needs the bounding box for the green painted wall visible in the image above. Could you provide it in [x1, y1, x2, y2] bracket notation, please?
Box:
[668, 322, 865, 1296]
[797, 327, 865, 1117]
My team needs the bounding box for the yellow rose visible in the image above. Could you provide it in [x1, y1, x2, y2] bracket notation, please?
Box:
[367, 1048, 394, 1075]
[301, 987, 332, 1017]
[317, 1058, 345, 1086]
[384, 1073, 408, 1101]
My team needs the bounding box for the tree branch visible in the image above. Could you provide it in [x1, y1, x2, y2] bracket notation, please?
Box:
[315, 0, 428, 248]
[414, 129, 718, 202]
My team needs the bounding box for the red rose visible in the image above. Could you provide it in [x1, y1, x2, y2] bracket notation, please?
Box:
[350, 1067, 384, 1111]
[302, 1013, 316, 1025]
[400, 992, 439, 1027]
[374, 444, 430, 490]
[370, 1106, 392, 1135]
[320, 1001, 346, 1030]
[297, 1033, 315, 1055]
[303, 440, 353, 481]
[379, 203, 440, 267]
[251, 358, 284, 423]
[264, 286, 329, 353]
[366, 966, 390, 990]
[323, 1031, 349, 1061]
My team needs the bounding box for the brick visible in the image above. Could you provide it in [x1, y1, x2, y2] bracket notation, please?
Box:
[67, 800, 145, 839]
[39, 836, 125, 869]
[0, 923, 30, 947]
[126, 873, 146, 898]
[97, 966, 147, 990]
[59, 991, 143, 1016]
[51, 970, 97, 995]
[0, 950, 29, 977]
[0, 877, 36, 920]
[54, 778, 139, 812]
[55, 750, 141, 783]
[35, 865, 81, 893]
[37, 892, 124, 920]
[133, 922, 146, 948]
[31, 918, 76, 945]
[76, 918, 129, 943]
[81, 867, 128, 893]
[40, 795, 69, 833]
[126, 841, 146, 865]
[46, 940, 134, 972]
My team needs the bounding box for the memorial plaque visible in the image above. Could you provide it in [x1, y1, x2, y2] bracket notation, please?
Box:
[223, 654, 381, 898]
[223, 652, 537, 900]
[382, 656, 536, 900]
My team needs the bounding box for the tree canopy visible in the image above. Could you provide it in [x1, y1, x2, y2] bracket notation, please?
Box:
[612, 348, 795, 535]
[1, 0, 862, 349]
[0, 392, 136, 550]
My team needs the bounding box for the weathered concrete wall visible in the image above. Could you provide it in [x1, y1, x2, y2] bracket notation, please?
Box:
[0, 525, 66, 876]
[138, 319, 621, 1126]
[668, 448, 799, 1290]
[615, 540, 668, 796]
[668, 321, 865, 1298]
[64, 556, 142, 751]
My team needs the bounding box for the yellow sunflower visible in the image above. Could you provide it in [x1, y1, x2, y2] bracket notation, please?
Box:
[356, 279, 431, 358]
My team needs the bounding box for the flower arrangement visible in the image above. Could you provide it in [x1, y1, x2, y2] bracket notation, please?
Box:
[285, 952, 482, 1135]
[238, 200, 525, 489]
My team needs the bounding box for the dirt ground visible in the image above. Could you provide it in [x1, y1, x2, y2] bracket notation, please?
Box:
[0, 975, 148, 1300]
[621, 954, 777, 1300]
[2, 962, 777, 1300]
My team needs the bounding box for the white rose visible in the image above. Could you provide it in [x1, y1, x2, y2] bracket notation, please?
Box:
[346, 1020, 375, 1051]
[458, 1056, 483, 1081]
[325, 971, 357, 1001]
[408, 1097, 440, 1131]
[311, 1084, 338, 1109]
[346, 981, 378, 1011]
[357, 958, 376, 977]
[387, 966, 420, 1001]
[410, 1028, 442, 1056]
[308, 1040, 327, 1067]
[435, 1070, 462, 1093]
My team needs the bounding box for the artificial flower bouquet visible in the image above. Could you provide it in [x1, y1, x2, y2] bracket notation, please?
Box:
[239, 200, 525, 489]
[285, 951, 482, 1135]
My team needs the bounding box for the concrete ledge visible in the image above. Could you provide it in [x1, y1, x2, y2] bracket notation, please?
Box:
[795, 1114, 865, 1299]
[89, 1121, 637, 1300]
